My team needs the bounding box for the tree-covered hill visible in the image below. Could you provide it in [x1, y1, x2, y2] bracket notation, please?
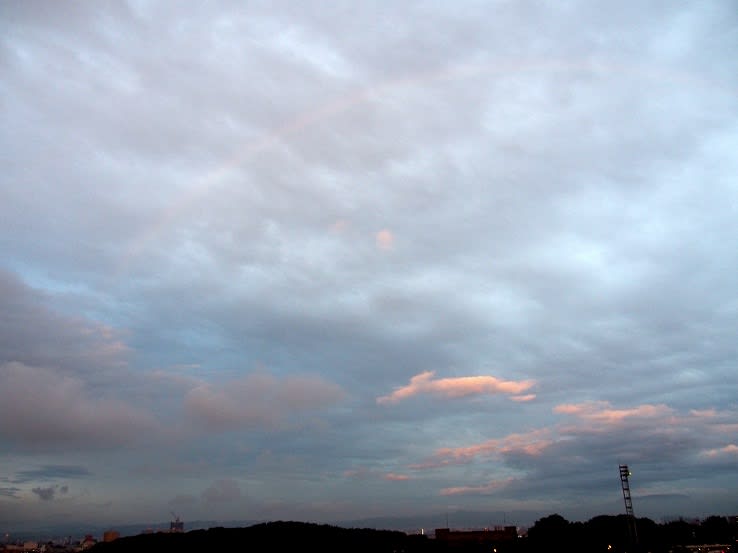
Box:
[88, 515, 737, 553]
[89, 520, 434, 553]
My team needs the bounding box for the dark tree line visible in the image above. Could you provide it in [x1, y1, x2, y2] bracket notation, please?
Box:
[88, 515, 737, 553]
[89, 521, 434, 553]
[526, 513, 737, 553]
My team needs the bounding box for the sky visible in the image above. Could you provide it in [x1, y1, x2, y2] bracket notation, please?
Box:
[1, 0, 737, 534]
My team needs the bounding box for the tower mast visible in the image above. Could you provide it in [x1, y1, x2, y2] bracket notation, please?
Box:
[619, 464, 638, 550]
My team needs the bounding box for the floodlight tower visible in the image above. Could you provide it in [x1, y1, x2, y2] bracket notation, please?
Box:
[619, 464, 638, 549]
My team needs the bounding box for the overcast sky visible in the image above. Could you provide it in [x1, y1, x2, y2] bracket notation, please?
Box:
[1, 0, 737, 534]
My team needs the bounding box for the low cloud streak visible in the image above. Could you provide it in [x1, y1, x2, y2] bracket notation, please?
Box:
[377, 371, 535, 404]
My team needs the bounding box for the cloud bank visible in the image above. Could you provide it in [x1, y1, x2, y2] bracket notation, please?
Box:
[1, 0, 736, 529]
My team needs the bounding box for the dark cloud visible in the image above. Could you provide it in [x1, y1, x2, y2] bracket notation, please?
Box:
[13, 465, 92, 483]
[31, 486, 56, 501]
[0, 487, 21, 498]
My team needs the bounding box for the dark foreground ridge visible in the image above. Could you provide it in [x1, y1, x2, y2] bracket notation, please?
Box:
[89, 521, 433, 553]
[87, 515, 738, 553]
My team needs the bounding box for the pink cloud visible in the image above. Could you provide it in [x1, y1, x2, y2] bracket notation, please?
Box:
[377, 370, 535, 405]
[441, 477, 515, 496]
[415, 429, 554, 468]
[331, 219, 348, 232]
[553, 401, 673, 424]
[383, 473, 412, 481]
[699, 444, 738, 458]
[715, 422, 738, 434]
[689, 408, 717, 418]
[417, 402, 738, 497]
[511, 394, 537, 402]
[408, 458, 457, 470]
[375, 229, 394, 250]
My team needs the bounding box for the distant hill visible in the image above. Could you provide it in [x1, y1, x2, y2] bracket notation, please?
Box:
[89, 521, 435, 553]
[1, 509, 539, 541]
[337, 508, 538, 532]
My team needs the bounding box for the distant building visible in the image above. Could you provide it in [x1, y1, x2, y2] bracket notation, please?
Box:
[102, 531, 120, 543]
[170, 517, 184, 533]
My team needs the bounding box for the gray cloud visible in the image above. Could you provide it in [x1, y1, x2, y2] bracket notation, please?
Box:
[202, 479, 244, 504]
[13, 465, 92, 483]
[0, 362, 162, 450]
[0, 270, 130, 375]
[31, 486, 56, 501]
[0, 487, 21, 498]
[184, 371, 346, 431]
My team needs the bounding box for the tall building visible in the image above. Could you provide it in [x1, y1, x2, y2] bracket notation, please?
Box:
[170, 514, 184, 533]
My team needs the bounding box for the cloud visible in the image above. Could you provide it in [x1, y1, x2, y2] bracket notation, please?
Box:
[28, 484, 70, 502]
[699, 444, 738, 459]
[343, 468, 371, 480]
[0, 270, 130, 374]
[0, 487, 21, 498]
[31, 486, 57, 501]
[715, 423, 738, 435]
[550, 403, 738, 453]
[441, 477, 515, 496]
[553, 401, 673, 424]
[0, 0, 736, 528]
[202, 479, 243, 503]
[169, 494, 198, 507]
[422, 402, 738, 504]
[185, 371, 346, 431]
[331, 219, 349, 232]
[377, 370, 535, 404]
[511, 394, 537, 402]
[0, 362, 161, 450]
[375, 229, 394, 250]
[383, 473, 412, 481]
[416, 429, 554, 468]
[13, 465, 91, 483]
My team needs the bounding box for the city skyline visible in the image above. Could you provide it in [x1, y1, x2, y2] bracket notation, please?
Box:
[1, 0, 737, 532]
